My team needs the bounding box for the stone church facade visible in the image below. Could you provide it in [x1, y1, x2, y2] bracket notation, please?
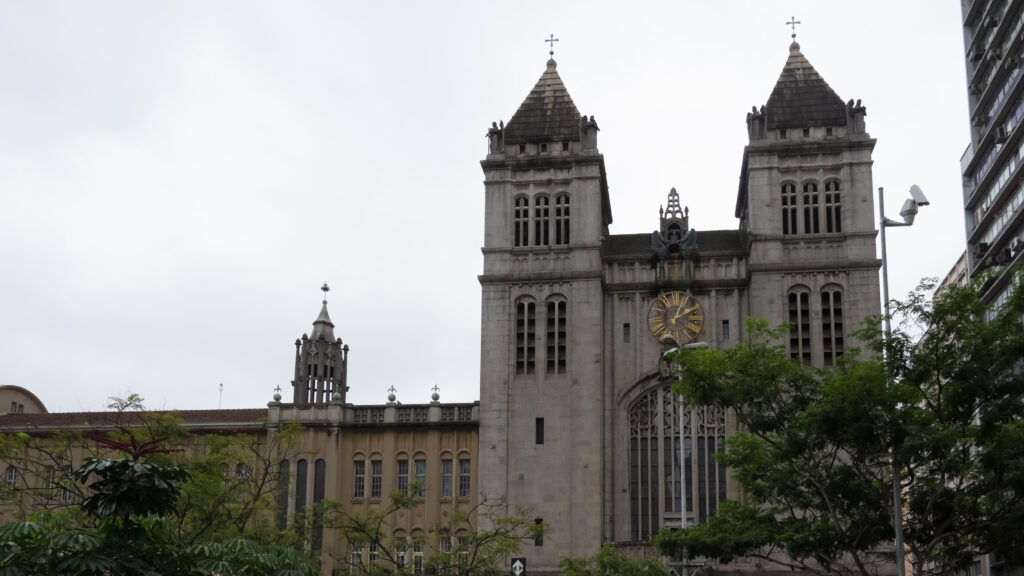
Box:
[478, 41, 881, 574]
[0, 41, 883, 576]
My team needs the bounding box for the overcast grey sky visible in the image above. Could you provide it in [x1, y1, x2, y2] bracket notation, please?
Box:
[0, 1, 969, 412]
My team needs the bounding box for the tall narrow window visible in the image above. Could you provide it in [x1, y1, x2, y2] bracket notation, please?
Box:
[395, 540, 407, 570]
[441, 458, 453, 498]
[60, 465, 73, 503]
[782, 183, 797, 235]
[276, 459, 290, 530]
[825, 181, 842, 233]
[535, 195, 550, 246]
[514, 196, 529, 247]
[516, 300, 536, 375]
[370, 459, 382, 498]
[313, 459, 326, 550]
[803, 183, 820, 234]
[351, 544, 363, 572]
[822, 288, 845, 366]
[721, 319, 730, 340]
[554, 194, 570, 244]
[458, 459, 471, 497]
[788, 289, 811, 364]
[414, 459, 426, 497]
[397, 459, 409, 494]
[536, 418, 545, 445]
[353, 460, 365, 498]
[295, 459, 308, 515]
[413, 541, 424, 575]
[535, 519, 544, 546]
[546, 298, 567, 374]
[5, 465, 16, 489]
[623, 323, 631, 343]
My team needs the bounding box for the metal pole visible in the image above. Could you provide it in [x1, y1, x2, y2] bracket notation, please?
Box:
[878, 186, 906, 576]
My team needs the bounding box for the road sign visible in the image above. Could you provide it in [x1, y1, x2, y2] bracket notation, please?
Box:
[511, 557, 526, 576]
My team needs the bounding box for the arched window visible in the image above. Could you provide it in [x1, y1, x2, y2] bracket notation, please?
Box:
[534, 195, 550, 246]
[821, 287, 844, 366]
[353, 458, 365, 498]
[458, 457, 471, 497]
[313, 459, 326, 550]
[441, 456, 453, 498]
[628, 384, 726, 541]
[803, 182, 820, 234]
[554, 194, 570, 245]
[825, 181, 842, 233]
[788, 287, 811, 364]
[5, 465, 16, 490]
[514, 196, 529, 247]
[295, 459, 308, 515]
[781, 183, 798, 235]
[396, 456, 409, 494]
[276, 459, 289, 530]
[394, 531, 408, 571]
[515, 298, 536, 375]
[412, 531, 425, 575]
[370, 457, 383, 498]
[546, 297, 567, 374]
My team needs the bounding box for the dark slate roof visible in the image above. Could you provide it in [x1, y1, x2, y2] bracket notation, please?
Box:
[0, 409, 268, 429]
[605, 231, 746, 258]
[764, 42, 847, 130]
[503, 59, 582, 144]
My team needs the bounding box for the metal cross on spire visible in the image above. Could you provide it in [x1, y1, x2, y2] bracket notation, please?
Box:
[786, 16, 801, 40]
[545, 34, 559, 56]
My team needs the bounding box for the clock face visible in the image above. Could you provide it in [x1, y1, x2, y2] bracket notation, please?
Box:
[648, 291, 704, 344]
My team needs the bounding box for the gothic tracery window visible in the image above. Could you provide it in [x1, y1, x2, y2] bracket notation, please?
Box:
[554, 194, 570, 244]
[825, 181, 842, 233]
[516, 299, 536, 375]
[788, 287, 811, 364]
[821, 287, 844, 366]
[546, 297, 567, 374]
[803, 182, 820, 234]
[628, 384, 727, 541]
[535, 195, 550, 246]
[782, 183, 798, 235]
[514, 196, 529, 247]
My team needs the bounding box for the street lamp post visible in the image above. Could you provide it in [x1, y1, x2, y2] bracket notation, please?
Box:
[878, 184, 929, 576]
[661, 335, 709, 576]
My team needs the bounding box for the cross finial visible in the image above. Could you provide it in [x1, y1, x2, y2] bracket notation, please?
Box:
[545, 34, 559, 57]
[321, 282, 330, 295]
[274, 385, 281, 394]
[388, 385, 396, 395]
[432, 384, 440, 393]
[786, 16, 801, 40]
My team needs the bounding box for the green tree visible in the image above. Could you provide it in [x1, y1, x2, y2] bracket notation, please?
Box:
[0, 396, 317, 576]
[654, 276, 1024, 576]
[560, 546, 670, 576]
[319, 490, 543, 576]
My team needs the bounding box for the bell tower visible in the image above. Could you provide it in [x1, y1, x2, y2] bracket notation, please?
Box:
[736, 41, 880, 365]
[291, 283, 349, 404]
[478, 56, 611, 570]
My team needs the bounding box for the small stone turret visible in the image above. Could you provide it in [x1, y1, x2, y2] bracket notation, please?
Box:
[291, 284, 349, 405]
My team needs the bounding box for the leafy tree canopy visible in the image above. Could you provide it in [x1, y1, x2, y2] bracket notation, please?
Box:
[655, 275, 1024, 576]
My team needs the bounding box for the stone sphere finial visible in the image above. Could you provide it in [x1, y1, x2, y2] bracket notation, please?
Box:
[332, 391, 342, 402]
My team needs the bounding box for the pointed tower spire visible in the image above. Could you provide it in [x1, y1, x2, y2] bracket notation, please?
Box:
[763, 41, 848, 130]
[291, 283, 349, 405]
[502, 58, 583, 145]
